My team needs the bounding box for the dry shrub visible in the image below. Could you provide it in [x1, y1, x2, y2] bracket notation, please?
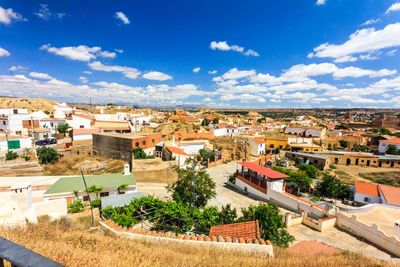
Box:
[0, 221, 392, 267]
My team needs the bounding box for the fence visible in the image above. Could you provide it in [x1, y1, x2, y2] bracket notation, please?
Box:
[0, 236, 62, 266]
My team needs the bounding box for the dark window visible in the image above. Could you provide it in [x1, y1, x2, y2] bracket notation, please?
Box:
[152, 139, 155, 143]
[2, 121, 5, 125]
[13, 109, 17, 114]
[83, 196, 89, 201]
[135, 142, 139, 147]
[80, 125, 84, 128]
[100, 192, 109, 197]
[142, 141, 146, 146]
[364, 197, 370, 203]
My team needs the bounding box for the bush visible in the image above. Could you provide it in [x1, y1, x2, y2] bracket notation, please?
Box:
[67, 199, 86, 213]
[37, 146, 61, 164]
[133, 147, 154, 159]
[199, 148, 216, 163]
[316, 173, 350, 199]
[91, 198, 101, 208]
[23, 155, 31, 161]
[339, 140, 348, 148]
[297, 163, 317, 179]
[5, 151, 18, 160]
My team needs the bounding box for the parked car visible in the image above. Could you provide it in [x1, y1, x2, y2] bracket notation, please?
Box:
[48, 137, 57, 144]
[35, 140, 49, 146]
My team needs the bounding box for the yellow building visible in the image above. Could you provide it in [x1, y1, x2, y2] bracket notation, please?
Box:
[263, 138, 290, 150]
[261, 137, 323, 151]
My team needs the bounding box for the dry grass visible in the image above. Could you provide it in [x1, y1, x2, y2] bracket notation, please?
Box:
[0, 218, 393, 267]
[0, 97, 56, 113]
[43, 155, 125, 176]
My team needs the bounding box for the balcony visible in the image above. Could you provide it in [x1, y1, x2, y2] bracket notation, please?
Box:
[236, 171, 267, 194]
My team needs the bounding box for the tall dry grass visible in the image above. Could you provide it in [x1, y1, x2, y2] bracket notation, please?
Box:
[0, 217, 393, 267]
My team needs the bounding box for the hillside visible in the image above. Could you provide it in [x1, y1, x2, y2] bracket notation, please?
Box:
[0, 97, 57, 113]
[0, 217, 391, 267]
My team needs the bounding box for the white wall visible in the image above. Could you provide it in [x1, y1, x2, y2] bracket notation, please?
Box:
[354, 192, 381, 204]
[0, 138, 32, 151]
[249, 140, 265, 156]
[33, 199, 67, 219]
[73, 133, 93, 141]
[379, 141, 400, 154]
[179, 143, 205, 155]
[213, 128, 228, 137]
[235, 178, 268, 199]
[71, 115, 91, 129]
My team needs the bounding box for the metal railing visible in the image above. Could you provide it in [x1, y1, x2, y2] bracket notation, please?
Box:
[0, 236, 63, 267]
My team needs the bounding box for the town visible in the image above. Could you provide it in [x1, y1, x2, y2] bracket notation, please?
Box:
[0, 97, 399, 265]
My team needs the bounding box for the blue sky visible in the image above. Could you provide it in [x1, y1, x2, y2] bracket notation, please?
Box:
[1, 0, 400, 108]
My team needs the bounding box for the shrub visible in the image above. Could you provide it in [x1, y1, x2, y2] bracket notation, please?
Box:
[57, 123, 71, 137]
[67, 199, 86, 213]
[5, 151, 18, 160]
[339, 140, 348, 148]
[91, 198, 101, 208]
[37, 146, 61, 164]
[316, 173, 350, 199]
[297, 163, 317, 179]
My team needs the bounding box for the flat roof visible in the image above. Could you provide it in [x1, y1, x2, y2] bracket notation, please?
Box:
[93, 132, 157, 139]
[238, 161, 289, 179]
[288, 151, 329, 160]
[44, 173, 136, 195]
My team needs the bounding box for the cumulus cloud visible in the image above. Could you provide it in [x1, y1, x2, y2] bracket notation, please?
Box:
[220, 68, 256, 80]
[362, 19, 380, 26]
[88, 61, 141, 79]
[332, 67, 397, 78]
[29, 72, 53, 79]
[309, 23, 400, 61]
[40, 44, 119, 61]
[9, 65, 27, 71]
[114, 12, 130, 24]
[193, 67, 201, 73]
[34, 4, 65, 21]
[0, 47, 10, 56]
[79, 76, 88, 83]
[210, 41, 259, 56]
[142, 71, 172, 81]
[0, 6, 26, 24]
[315, 0, 326, 6]
[386, 2, 400, 14]
[208, 70, 218, 74]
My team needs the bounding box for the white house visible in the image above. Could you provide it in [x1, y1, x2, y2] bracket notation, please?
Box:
[379, 138, 400, 154]
[71, 114, 93, 129]
[0, 136, 32, 152]
[165, 146, 191, 167]
[178, 141, 206, 155]
[72, 128, 101, 141]
[249, 138, 265, 156]
[39, 118, 66, 134]
[0, 108, 35, 135]
[54, 103, 72, 118]
[351, 181, 400, 207]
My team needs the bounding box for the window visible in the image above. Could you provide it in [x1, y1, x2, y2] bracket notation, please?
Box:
[364, 197, 370, 203]
[100, 192, 109, 197]
[152, 139, 155, 143]
[83, 196, 89, 201]
[142, 141, 146, 146]
[270, 144, 274, 148]
[51, 123, 54, 127]
[135, 142, 139, 147]
[2, 121, 5, 125]
[80, 125, 84, 128]
[13, 109, 17, 114]
[16, 131, 21, 135]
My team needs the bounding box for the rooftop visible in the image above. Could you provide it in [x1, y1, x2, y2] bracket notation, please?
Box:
[166, 146, 189, 156]
[238, 162, 289, 179]
[378, 184, 400, 206]
[288, 240, 340, 255]
[355, 181, 379, 197]
[209, 220, 260, 240]
[44, 173, 136, 195]
[381, 138, 400, 144]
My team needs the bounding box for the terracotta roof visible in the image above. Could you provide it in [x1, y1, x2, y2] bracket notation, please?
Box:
[355, 181, 379, 197]
[73, 128, 101, 134]
[238, 162, 289, 179]
[242, 130, 257, 134]
[288, 240, 340, 255]
[166, 146, 189, 157]
[378, 184, 400, 206]
[250, 138, 265, 144]
[381, 138, 400, 144]
[209, 220, 260, 240]
[73, 114, 94, 120]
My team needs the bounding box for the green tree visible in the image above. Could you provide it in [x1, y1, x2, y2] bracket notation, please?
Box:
[36, 146, 61, 164]
[201, 118, 210, 126]
[133, 147, 148, 159]
[85, 185, 103, 198]
[335, 124, 348, 130]
[328, 143, 333, 150]
[57, 123, 71, 136]
[212, 118, 219, 124]
[199, 148, 216, 163]
[287, 172, 313, 190]
[339, 140, 348, 148]
[67, 199, 86, 213]
[297, 163, 317, 179]
[218, 204, 238, 225]
[166, 163, 216, 209]
[257, 117, 266, 123]
[117, 184, 128, 194]
[240, 202, 295, 247]
[316, 173, 350, 199]
[386, 144, 400, 155]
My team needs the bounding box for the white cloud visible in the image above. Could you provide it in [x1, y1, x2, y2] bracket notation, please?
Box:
[83, 71, 92, 74]
[334, 55, 358, 63]
[309, 23, 400, 60]
[0, 6, 26, 24]
[0, 47, 10, 56]
[315, 0, 326, 6]
[79, 76, 88, 83]
[114, 12, 130, 24]
[193, 67, 201, 73]
[88, 61, 141, 79]
[243, 49, 260, 57]
[387, 49, 397, 56]
[34, 4, 65, 21]
[142, 71, 172, 81]
[40, 44, 119, 61]
[332, 67, 397, 78]
[40, 44, 101, 61]
[9, 65, 27, 71]
[99, 51, 116, 58]
[220, 68, 256, 80]
[114, 49, 124, 53]
[208, 70, 218, 74]
[386, 2, 400, 14]
[210, 41, 259, 56]
[362, 19, 380, 26]
[29, 72, 53, 79]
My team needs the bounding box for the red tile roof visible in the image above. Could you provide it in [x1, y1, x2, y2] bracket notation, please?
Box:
[238, 162, 289, 179]
[209, 220, 260, 240]
[355, 181, 379, 197]
[166, 146, 189, 157]
[73, 114, 94, 120]
[250, 138, 265, 144]
[378, 184, 400, 206]
[381, 138, 400, 144]
[288, 240, 340, 255]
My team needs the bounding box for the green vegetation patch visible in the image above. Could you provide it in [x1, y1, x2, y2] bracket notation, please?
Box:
[358, 171, 400, 187]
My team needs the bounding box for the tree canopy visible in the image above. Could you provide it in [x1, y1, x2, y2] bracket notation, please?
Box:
[57, 123, 71, 136]
[36, 146, 61, 164]
[316, 173, 350, 199]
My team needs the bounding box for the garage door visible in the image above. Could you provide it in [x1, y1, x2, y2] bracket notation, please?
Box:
[8, 140, 21, 149]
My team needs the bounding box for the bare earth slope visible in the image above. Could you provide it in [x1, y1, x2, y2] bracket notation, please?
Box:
[0, 97, 57, 113]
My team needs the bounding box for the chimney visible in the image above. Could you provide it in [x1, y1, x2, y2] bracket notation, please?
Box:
[10, 183, 37, 223]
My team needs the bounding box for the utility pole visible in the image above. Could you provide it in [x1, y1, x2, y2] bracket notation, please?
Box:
[81, 160, 95, 226]
[5, 130, 9, 153]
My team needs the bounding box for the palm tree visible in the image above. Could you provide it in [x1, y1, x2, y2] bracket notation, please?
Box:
[117, 184, 128, 194]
